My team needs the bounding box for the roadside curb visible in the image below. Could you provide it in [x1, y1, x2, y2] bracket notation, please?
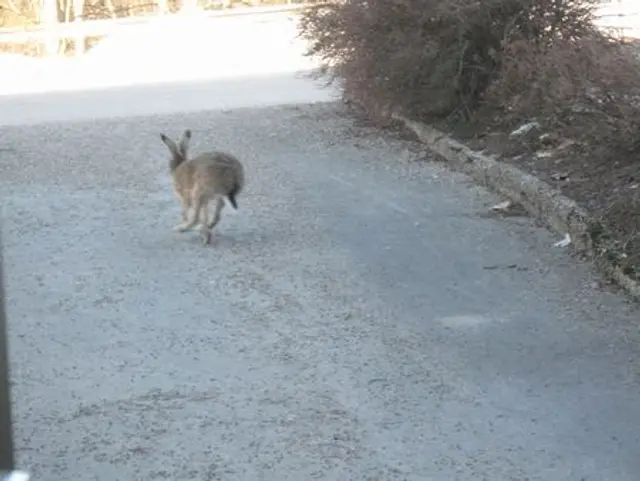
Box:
[392, 113, 640, 302]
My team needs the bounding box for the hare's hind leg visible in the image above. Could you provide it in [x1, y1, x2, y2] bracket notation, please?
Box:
[207, 196, 225, 229]
[199, 199, 213, 246]
[180, 201, 189, 223]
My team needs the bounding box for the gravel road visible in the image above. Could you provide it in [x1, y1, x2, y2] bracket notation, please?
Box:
[1, 96, 640, 481]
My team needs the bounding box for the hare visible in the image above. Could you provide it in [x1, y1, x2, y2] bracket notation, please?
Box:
[160, 129, 245, 246]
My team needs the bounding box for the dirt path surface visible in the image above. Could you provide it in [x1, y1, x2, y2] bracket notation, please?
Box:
[1, 99, 640, 481]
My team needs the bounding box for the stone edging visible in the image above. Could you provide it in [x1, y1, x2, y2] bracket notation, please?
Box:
[392, 113, 640, 302]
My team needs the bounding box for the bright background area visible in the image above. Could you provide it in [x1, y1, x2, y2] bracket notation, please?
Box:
[0, 11, 340, 125]
[0, 12, 320, 94]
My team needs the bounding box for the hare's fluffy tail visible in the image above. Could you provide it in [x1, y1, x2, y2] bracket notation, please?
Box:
[223, 184, 241, 211]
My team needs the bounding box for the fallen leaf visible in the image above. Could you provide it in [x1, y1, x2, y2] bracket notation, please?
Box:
[510, 121, 541, 138]
[554, 233, 572, 248]
[491, 200, 513, 211]
[556, 139, 576, 151]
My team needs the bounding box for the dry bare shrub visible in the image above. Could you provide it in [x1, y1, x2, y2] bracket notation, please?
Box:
[486, 31, 640, 148]
[298, 0, 610, 122]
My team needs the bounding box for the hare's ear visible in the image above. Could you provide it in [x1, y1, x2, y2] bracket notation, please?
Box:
[160, 133, 179, 157]
[179, 129, 192, 157]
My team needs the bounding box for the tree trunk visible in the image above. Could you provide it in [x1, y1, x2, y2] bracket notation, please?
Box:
[72, 0, 84, 55]
[180, 0, 199, 14]
[157, 0, 168, 15]
[41, 0, 59, 56]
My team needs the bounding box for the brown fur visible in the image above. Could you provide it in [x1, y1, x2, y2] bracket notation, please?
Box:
[160, 130, 245, 246]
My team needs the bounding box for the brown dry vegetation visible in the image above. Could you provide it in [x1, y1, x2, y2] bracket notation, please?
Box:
[299, 0, 640, 282]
